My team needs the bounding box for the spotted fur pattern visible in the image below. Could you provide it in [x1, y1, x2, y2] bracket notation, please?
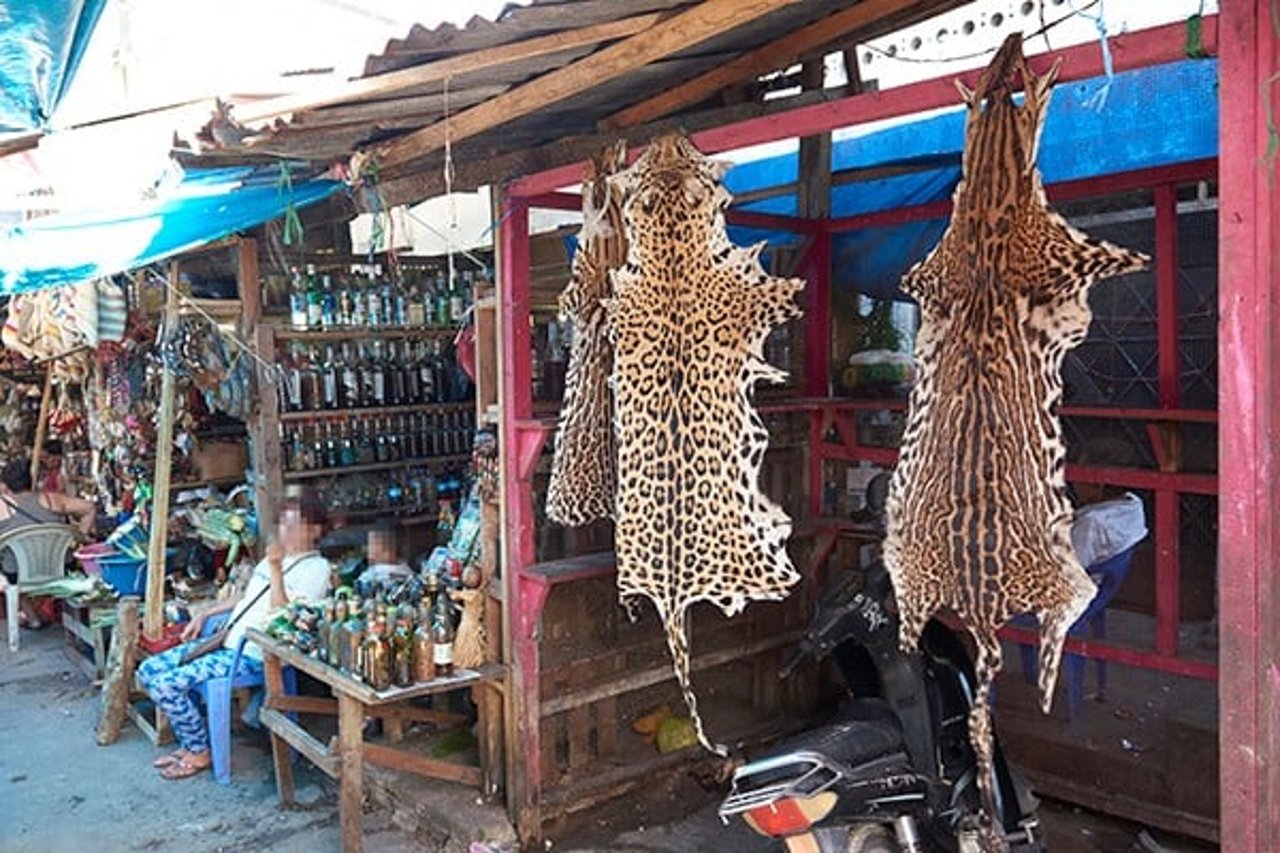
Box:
[547, 142, 628, 526]
[883, 34, 1148, 844]
[605, 134, 804, 754]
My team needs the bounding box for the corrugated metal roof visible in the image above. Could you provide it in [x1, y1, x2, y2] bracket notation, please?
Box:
[181, 0, 966, 203]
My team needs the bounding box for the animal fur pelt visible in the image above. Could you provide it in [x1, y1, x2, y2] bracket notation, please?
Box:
[606, 134, 805, 754]
[883, 34, 1148, 846]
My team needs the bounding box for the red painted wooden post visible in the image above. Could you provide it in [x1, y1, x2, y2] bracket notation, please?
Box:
[1153, 183, 1182, 657]
[1218, 2, 1280, 849]
[498, 193, 544, 843]
[803, 231, 832, 398]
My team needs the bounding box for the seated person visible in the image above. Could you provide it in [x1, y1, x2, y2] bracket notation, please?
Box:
[356, 519, 413, 590]
[1071, 481, 1147, 570]
[0, 456, 97, 629]
[139, 493, 331, 780]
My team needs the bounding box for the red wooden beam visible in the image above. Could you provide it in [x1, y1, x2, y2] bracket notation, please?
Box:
[1217, 2, 1280, 849]
[527, 189, 822, 235]
[999, 624, 1217, 681]
[507, 18, 1218, 199]
[825, 159, 1218, 233]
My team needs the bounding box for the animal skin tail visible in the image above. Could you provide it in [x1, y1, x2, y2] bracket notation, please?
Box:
[663, 610, 728, 757]
[1037, 587, 1092, 714]
[969, 631, 1009, 852]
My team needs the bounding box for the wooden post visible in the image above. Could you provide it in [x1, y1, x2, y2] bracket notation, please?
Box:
[264, 652, 296, 804]
[29, 369, 52, 490]
[143, 263, 180, 640]
[337, 693, 365, 853]
[1217, 2, 1280, 849]
[95, 597, 139, 745]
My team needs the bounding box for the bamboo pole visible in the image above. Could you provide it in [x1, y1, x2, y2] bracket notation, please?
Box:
[143, 262, 180, 639]
[29, 369, 52, 490]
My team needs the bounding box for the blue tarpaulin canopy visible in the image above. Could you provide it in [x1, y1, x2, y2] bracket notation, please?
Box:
[0, 165, 343, 294]
[722, 58, 1218, 300]
[0, 0, 108, 135]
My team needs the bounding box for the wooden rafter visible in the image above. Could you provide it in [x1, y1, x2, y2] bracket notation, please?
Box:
[231, 12, 669, 127]
[354, 0, 799, 175]
[602, 0, 946, 130]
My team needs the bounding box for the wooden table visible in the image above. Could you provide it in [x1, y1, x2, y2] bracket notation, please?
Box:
[247, 629, 504, 853]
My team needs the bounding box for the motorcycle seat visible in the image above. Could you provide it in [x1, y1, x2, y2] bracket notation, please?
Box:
[770, 700, 906, 771]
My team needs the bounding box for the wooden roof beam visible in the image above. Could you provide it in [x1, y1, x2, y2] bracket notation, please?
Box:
[354, 0, 799, 176]
[602, 0, 950, 130]
[230, 12, 668, 126]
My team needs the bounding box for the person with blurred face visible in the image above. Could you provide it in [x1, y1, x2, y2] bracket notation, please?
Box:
[138, 493, 331, 780]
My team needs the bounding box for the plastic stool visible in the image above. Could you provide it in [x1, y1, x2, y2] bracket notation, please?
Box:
[1016, 546, 1136, 719]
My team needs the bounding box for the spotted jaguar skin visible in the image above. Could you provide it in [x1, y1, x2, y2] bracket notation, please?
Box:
[547, 142, 628, 526]
[605, 134, 805, 754]
[883, 34, 1148, 843]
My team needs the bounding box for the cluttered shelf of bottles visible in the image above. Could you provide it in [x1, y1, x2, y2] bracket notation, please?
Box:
[273, 261, 480, 524]
[259, 540, 489, 697]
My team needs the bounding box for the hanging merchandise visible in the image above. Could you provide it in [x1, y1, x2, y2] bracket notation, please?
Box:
[545, 142, 627, 527]
[882, 35, 1148, 846]
[606, 134, 805, 755]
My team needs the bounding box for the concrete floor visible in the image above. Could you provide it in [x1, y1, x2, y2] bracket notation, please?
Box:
[2, 622, 1218, 853]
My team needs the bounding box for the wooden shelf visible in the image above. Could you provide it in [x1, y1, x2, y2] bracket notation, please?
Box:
[283, 454, 471, 481]
[280, 401, 474, 422]
[274, 327, 458, 342]
[171, 475, 246, 491]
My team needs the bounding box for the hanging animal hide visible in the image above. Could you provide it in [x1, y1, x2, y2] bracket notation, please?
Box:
[883, 34, 1148, 843]
[547, 142, 628, 526]
[606, 134, 805, 754]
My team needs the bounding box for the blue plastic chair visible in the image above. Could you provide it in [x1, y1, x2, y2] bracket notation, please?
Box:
[193, 612, 296, 784]
[1016, 546, 1137, 720]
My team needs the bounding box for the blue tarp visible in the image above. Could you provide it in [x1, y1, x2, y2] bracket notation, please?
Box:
[723, 58, 1219, 300]
[0, 166, 343, 294]
[0, 0, 108, 134]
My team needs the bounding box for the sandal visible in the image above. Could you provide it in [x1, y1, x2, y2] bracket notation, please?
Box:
[152, 750, 189, 768]
[159, 757, 210, 780]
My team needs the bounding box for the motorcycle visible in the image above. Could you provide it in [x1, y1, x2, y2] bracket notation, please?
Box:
[719, 541, 1042, 852]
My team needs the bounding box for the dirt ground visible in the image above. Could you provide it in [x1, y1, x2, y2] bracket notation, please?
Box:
[1, 624, 1218, 852]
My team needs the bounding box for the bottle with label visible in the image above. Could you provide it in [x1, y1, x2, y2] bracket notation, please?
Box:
[281, 343, 304, 413]
[375, 419, 391, 463]
[338, 342, 361, 409]
[411, 596, 436, 682]
[305, 264, 323, 330]
[320, 344, 339, 409]
[450, 271, 467, 323]
[387, 340, 406, 406]
[361, 616, 393, 691]
[392, 606, 414, 687]
[321, 274, 338, 330]
[289, 267, 309, 331]
[369, 340, 387, 407]
[356, 418, 376, 464]
[436, 275, 452, 327]
[349, 274, 367, 328]
[328, 597, 348, 669]
[324, 421, 340, 469]
[340, 419, 358, 466]
[336, 274, 355, 327]
[406, 277, 426, 327]
[365, 267, 383, 329]
[415, 340, 436, 403]
[341, 595, 365, 678]
[380, 276, 397, 329]
[432, 583, 455, 677]
[299, 345, 322, 411]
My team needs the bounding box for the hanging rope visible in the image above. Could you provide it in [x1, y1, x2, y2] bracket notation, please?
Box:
[443, 74, 460, 311]
[1067, 0, 1113, 111]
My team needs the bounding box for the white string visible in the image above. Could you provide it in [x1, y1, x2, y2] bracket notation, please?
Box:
[443, 75, 458, 300]
[1067, 0, 1113, 111]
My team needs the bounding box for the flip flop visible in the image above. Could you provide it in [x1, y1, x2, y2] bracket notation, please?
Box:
[159, 758, 210, 780]
[152, 750, 188, 768]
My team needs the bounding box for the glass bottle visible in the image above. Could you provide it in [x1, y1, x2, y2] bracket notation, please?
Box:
[320, 344, 339, 410]
[340, 419, 358, 466]
[305, 263, 323, 330]
[411, 597, 436, 682]
[392, 606, 414, 687]
[339, 342, 361, 409]
[337, 273, 355, 327]
[387, 340, 406, 406]
[281, 343, 304, 413]
[361, 616, 393, 691]
[450, 271, 467, 323]
[406, 277, 426, 328]
[315, 603, 332, 664]
[324, 421, 340, 469]
[349, 273, 368, 328]
[380, 276, 397, 329]
[432, 583, 455, 677]
[299, 344, 322, 411]
[311, 424, 327, 472]
[341, 596, 365, 678]
[375, 418, 391, 463]
[365, 266, 383, 329]
[356, 343, 377, 409]
[329, 597, 348, 668]
[356, 417, 376, 464]
[321, 274, 338, 330]
[289, 267, 309, 331]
